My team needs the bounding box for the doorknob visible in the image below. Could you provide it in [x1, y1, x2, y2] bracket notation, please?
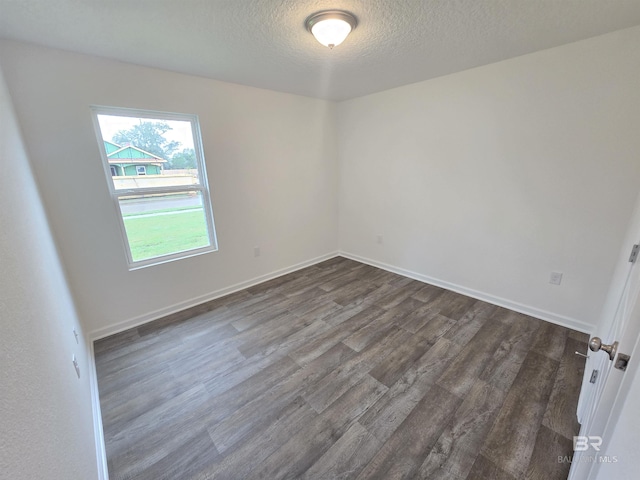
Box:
[588, 337, 618, 361]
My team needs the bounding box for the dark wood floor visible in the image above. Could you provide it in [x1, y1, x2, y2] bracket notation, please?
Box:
[95, 257, 588, 480]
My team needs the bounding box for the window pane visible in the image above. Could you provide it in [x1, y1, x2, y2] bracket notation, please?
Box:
[96, 114, 201, 189]
[120, 192, 211, 262]
[93, 106, 217, 268]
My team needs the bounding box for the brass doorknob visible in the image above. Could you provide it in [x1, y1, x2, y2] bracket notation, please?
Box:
[589, 337, 618, 361]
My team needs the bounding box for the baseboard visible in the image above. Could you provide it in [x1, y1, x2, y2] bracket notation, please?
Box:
[88, 340, 109, 480]
[340, 251, 594, 334]
[89, 251, 340, 340]
[91, 248, 594, 340]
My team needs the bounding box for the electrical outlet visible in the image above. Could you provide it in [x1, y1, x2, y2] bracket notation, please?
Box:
[376, 234, 383, 245]
[72, 354, 80, 379]
[549, 272, 563, 285]
[254, 246, 260, 257]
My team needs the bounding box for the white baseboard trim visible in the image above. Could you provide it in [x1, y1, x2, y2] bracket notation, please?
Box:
[340, 251, 594, 334]
[89, 251, 340, 341]
[88, 340, 109, 480]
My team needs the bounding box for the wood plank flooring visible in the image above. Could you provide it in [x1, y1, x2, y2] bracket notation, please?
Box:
[94, 257, 589, 480]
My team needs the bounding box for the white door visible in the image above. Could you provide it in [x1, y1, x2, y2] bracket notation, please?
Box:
[569, 201, 640, 479]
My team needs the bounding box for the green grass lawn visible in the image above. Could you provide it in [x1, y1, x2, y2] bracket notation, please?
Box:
[123, 210, 210, 262]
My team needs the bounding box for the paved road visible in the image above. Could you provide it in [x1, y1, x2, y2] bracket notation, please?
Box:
[119, 195, 201, 215]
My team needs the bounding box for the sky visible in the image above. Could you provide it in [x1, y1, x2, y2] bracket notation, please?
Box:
[96, 114, 195, 151]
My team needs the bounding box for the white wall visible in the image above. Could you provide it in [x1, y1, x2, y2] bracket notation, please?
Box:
[0, 67, 99, 479]
[3, 23, 640, 480]
[0, 41, 339, 337]
[337, 26, 640, 331]
[2, 27, 640, 339]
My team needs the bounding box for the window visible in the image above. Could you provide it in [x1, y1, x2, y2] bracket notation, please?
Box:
[92, 106, 218, 269]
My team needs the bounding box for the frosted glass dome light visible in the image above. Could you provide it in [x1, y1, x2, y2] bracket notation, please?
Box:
[305, 11, 357, 49]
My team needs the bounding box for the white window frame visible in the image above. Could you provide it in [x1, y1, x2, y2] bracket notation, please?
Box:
[136, 165, 146, 175]
[91, 106, 218, 270]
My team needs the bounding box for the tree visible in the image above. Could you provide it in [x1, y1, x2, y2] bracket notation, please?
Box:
[169, 148, 197, 170]
[112, 121, 180, 159]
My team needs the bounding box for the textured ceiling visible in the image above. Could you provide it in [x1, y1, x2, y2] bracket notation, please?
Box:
[1, 0, 640, 100]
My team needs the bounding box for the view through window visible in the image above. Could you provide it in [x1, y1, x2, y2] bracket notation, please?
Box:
[92, 107, 217, 268]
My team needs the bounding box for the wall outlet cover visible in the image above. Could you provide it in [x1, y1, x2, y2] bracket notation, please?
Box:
[72, 354, 81, 379]
[550, 272, 563, 285]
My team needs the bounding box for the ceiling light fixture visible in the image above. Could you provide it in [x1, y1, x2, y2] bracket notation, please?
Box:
[305, 10, 357, 49]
